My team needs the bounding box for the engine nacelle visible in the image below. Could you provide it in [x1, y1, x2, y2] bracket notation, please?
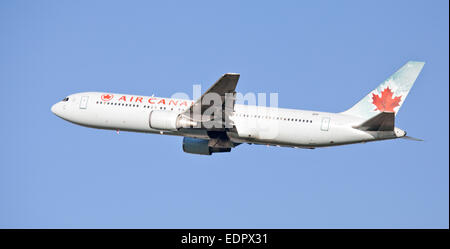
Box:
[149, 111, 197, 131]
[182, 137, 232, 155]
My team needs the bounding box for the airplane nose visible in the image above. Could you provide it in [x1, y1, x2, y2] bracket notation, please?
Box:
[51, 103, 61, 117]
[51, 104, 56, 114]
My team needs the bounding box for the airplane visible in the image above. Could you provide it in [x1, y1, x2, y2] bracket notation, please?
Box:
[51, 61, 424, 155]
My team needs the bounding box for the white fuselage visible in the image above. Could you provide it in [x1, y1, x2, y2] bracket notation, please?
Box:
[51, 92, 404, 149]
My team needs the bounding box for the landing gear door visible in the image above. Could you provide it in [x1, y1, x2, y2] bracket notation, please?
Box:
[321, 117, 330, 131]
[80, 96, 89, 109]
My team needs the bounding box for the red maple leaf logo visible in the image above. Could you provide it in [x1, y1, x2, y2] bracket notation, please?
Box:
[101, 94, 113, 101]
[372, 87, 401, 112]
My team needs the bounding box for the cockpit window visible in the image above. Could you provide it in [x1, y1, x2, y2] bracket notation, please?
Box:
[62, 97, 69, 102]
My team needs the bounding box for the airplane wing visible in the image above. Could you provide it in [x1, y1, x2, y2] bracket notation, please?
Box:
[181, 73, 240, 129]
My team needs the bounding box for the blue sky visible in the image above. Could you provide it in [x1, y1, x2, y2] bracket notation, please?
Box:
[0, 0, 448, 228]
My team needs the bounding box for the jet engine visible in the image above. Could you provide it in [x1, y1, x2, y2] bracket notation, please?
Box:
[149, 110, 196, 131]
[182, 137, 232, 155]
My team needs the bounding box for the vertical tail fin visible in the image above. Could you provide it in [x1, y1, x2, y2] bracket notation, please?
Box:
[342, 61, 425, 119]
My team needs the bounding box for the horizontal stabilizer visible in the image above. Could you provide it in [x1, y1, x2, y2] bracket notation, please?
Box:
[353, 112, 395, 131]
[401, 136, 424, 141]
